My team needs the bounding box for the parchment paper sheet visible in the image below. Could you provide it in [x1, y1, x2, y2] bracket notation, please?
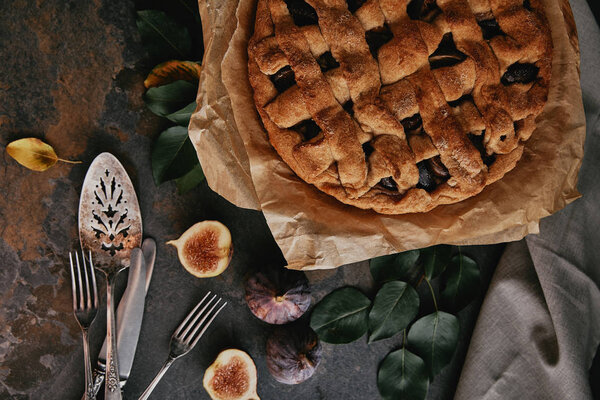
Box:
[190, 0, 585, 270]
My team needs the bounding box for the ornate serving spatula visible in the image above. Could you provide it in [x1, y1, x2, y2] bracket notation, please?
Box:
[79, 153, 142, 400]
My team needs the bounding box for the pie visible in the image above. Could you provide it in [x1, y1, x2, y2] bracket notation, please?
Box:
[248, 0, 552, 214]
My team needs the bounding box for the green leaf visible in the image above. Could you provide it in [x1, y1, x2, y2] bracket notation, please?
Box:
[407, 311, 459, 377]
[166, 101, 196, 126]
[175, 163, 204, 194]
[378, 347, 429, 400]
[136, 10, 192, 60]
[151, 126, 199, 185]
[440, 254, 480, 311]
[368, 282, 419, 343]
[370, 250, 421, 284]
[143, 80, 197, 118]
[310, 287, 371, 344]
[421, 245, 452, 280]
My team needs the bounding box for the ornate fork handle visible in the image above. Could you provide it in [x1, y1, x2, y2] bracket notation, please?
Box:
[87, 368, 128, 398]
[82, 329, 96, 400]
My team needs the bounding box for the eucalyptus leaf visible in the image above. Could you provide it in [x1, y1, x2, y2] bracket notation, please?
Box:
[407, 311, 459, 377]
[368, 281, 419, 343]
[421, 245, 452, 280]
[166, 101, 196, 126]
[175, 163, 204, 194]
[151, 126, 199, 185]
[143, 80, 197, 118]
[378, 347, 429, 400]
[310, 287, 371, 344]
[136, 10, 192, 60]
[370, 250, 421, 284]
[440, 254, 480, 311]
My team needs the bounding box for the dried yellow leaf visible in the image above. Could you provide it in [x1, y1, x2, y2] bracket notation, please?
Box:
[144, 60, 202, 88]
[6, 138, 80, 172]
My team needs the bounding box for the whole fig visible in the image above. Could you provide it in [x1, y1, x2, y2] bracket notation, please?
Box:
[244, 268, 311, 325]
[266, 324, 322, 384]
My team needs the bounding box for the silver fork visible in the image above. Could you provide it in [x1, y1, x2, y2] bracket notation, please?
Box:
[70, 251, 99, 400]
[138, 292, 227, 400]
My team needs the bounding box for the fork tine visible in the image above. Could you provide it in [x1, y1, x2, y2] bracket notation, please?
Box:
[81, 251, 92, 310]
[182, 298, 221, 343]
[179, 294, 217, 340]
[69, 252, 77, 311]
[75, 252, 84, 310]
[174, 291, 212, 337]
[88, 250, 98, 309]
[187, 301, 227, 348]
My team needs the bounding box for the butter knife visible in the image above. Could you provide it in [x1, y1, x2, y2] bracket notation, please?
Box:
[90, 238, 156, 397]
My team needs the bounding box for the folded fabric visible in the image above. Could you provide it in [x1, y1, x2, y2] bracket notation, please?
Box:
[455, 0, 600, 398]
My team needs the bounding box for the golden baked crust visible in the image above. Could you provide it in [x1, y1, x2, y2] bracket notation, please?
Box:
[248, 0, 552, 214]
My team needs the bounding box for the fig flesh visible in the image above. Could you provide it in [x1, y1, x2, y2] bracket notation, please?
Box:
[203, 349, 260, 400]
[244, 268, 311, 325]
[167, 221, 233, 278]
[266, 324, 322, 384]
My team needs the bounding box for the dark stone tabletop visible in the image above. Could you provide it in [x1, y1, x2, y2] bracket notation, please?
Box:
[0, 1, 505, 399]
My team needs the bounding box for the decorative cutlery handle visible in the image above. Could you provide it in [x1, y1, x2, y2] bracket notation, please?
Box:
[82, 330, 96, 400]
[90, 369, 105, 398]
[138, 357, 175, 400]
[105, 277, 122, 400]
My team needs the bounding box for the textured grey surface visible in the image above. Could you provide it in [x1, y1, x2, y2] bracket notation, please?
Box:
[0, 1, 506, 399]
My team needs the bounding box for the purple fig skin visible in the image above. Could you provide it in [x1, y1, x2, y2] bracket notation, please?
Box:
[244, 268, 311, 325]
[266, 324, 322, 384]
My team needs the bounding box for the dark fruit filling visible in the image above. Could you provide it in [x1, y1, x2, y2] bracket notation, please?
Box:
[292, 119, 321, 141]
[342, 99, 354, 117]
[400, 113, 423, 134]
[407, 0, 442, 22]
[346, 0, 367, 13]
[468, 133, 496, 166]
[477, 18, 504, 40]
[284, 0, 318, 26]
[270, 66, 296, 93]
[379, 177, 398, 191]
[362, 141, 374, 158]
[501, 62, 539, 85]
[316, 51, 340, 72]
[427, 156, 449, 178]
[523, 0, 532, 10]
[365, 25, 394, 59]
[429, 33, 467, 70]
[416, 161, 437, 192]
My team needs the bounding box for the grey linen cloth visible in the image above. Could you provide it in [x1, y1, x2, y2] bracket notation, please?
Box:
[455, 0, 600, 398]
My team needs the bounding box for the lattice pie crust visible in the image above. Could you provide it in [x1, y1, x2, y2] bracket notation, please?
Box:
[248, 0, 552, 214]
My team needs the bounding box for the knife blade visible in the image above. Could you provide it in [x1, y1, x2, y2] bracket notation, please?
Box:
[91, 238, 156, 396]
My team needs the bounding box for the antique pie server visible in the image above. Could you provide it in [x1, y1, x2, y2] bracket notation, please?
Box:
[79, 152, 142, 400]
[89, 238, 156, 397]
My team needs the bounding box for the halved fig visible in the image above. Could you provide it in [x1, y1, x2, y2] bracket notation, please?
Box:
[167, 221, 233, 278]
[266, 323, 322, 384]
[244, 267, 311, 325]
[203, 349, 260, 400]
